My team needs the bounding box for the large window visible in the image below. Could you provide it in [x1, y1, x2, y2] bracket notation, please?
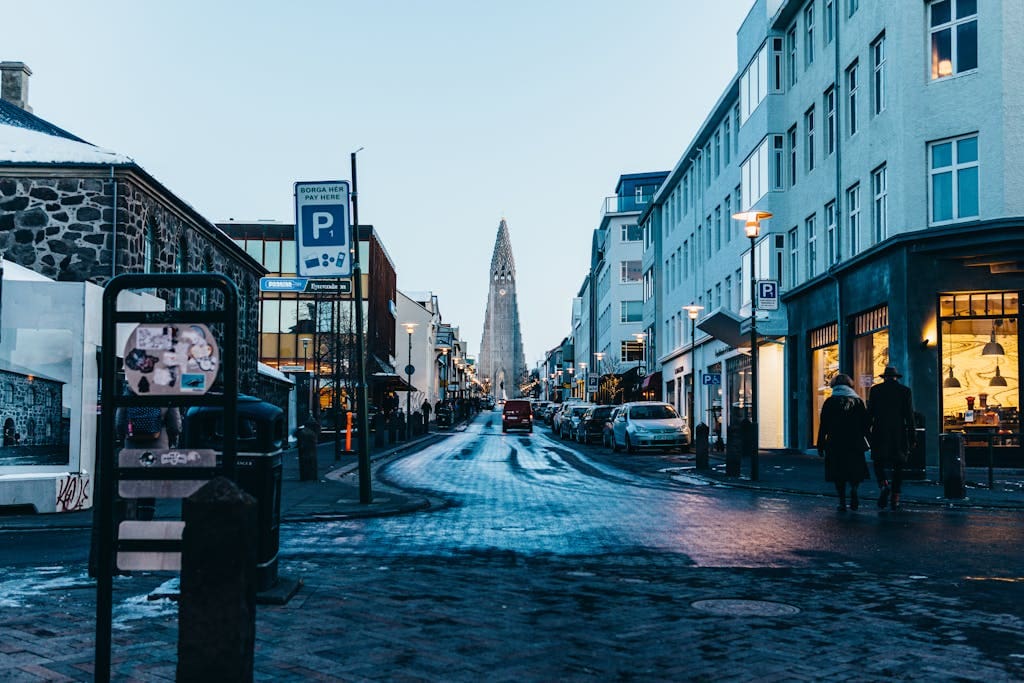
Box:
[846, 61, 859, 136]
[620, 224, 642, 241]
[811, 323, 839, 440]
[619, 260, 641, 283]
[621, 340, 644, 363]
[871, 164, 887, 243]
[929, 134, 979, 224]
[847, 183, 861, 255]
[741, 136, 771, 210]
[620, 300, 643, 323]
[871, 33, 886, 116]
[930, 0, 977, 80]
[852, 306, 889, 404]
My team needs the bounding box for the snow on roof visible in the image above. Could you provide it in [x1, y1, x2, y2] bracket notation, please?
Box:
[2, 258, 52, 282]
[258, 362, 294, 384]
[0, 121, 132, 166]
[402, 290, 433, 304]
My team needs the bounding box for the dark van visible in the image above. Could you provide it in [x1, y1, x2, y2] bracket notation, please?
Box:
[502, 399, 533, 434]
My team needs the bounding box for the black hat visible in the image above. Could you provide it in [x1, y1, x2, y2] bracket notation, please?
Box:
[879, 366, 902, 379]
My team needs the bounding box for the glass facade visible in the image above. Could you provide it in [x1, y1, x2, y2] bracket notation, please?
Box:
[810, 323, 839, 439]
[852, 306, 889, 403]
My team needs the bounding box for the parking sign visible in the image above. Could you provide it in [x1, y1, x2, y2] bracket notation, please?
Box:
[757, 280, 779, 310]
[295, 181, 351, 278]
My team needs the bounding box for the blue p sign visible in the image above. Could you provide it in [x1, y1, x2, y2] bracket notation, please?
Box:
[301, 205, 347, 246]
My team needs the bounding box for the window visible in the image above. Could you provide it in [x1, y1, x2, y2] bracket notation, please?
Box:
[724, 276, 732, 312]
[788, 125, 798, 187]
[705, 144, 713, 186]
[675, 247, 682, 285]
[715, 283, 722, 309]
[871, 164, 887, 242]
[848, 0, 858, 17]
[714, 131, 721, 176]
[670, 253, 677, 290]
[723, 119, 731, 165]
[144, 218, 158, 274]
[620, 300, 643, 323]
[930, 0, 977, 79]
[804, 106, 815, 172]
[741, 136, 771, 209]
[929, 134, 978, 224]
[714, 206, 722, 251]
[635, 186, 647, 204]
[825, 200, 837, 264]
[788, 227, 800, 287]
[787, 25, 798, 87]
[740, 42, 769, 123]
[846, 61, 859, 136]
[735, 269, 743, 309]
[620, 224, 642, 241]
[724, 196, 732, 242]
[804, 3, 815, 67]
[806, 214, 818, 278]
[643, 268, 654, 302]
[847, 183, 861, 254]
[706, 216, 713, 258]
[734, 105, 741, 151]
[771, 38, 784, 93]
[824, 0, 835, 44]
[621, 340, 644, 362]
[824, 86, 836, 156]
[772, 135, 785, 191]
[683, 240, 689, 279]
[872, 33, 886, 115]
[620, 260, 641, 283]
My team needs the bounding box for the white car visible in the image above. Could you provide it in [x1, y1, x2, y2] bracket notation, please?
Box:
[610, 402, 689, 454]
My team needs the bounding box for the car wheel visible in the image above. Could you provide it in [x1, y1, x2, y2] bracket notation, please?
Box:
[502, 427, 507, 433]
[611, 436, 620, 453]
[625, 435, 635, 454]
[528, 427, 533, 434]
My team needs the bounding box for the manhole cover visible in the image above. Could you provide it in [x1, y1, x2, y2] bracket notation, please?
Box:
[691, 599, 800, 616]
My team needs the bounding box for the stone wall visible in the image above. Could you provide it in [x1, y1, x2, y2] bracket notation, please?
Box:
[0, 170, 263, 394]
[0, 370, 63, 447]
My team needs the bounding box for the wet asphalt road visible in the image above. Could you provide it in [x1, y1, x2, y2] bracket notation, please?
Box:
[3, 412, 1024, 680]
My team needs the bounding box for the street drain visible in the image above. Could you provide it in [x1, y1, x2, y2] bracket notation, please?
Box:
[691, 599, 800, 616]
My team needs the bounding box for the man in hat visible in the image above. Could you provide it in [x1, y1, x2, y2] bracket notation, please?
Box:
[867, 366, 915, 510]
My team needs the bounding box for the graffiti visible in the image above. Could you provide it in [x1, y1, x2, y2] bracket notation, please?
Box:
[55, 474, 91, 512]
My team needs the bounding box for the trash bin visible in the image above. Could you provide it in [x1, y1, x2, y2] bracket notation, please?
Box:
[939, 431, 966, 499]
[183, 395, 286, 592]
[725, 421, 745, 477]
[905, 412, 927, 480]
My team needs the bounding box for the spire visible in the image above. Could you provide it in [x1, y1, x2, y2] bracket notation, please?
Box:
[490, 218, 516, 280]
[479, 218, 526, 399]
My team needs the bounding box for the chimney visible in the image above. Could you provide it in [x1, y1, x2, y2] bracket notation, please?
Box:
[0, 62, 32, 112]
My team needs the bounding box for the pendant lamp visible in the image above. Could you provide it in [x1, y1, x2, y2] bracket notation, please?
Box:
[942, 322, 961, 388]
[989, 363, 1008, 387]
[982, 321, 1005, 356]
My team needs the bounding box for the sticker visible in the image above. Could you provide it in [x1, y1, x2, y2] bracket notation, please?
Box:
[123, 324, 220, 396]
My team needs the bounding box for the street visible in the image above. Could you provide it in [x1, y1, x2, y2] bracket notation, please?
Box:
[2, 412, 1024, 681]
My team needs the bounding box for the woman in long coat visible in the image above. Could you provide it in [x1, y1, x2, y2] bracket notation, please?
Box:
[817, 374, 870, 511]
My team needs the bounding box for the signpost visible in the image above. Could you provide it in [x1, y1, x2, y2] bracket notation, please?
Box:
[295, 181, 351, 278]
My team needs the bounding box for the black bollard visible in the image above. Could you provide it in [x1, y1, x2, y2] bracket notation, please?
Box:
[178, 477, 257, 683]
[295, 424, 318, 481]
[725, 421, 745, 477]
[695, 423, 710, 470]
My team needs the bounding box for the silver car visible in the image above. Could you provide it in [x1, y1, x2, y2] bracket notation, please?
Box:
[610, 402, 689, 454]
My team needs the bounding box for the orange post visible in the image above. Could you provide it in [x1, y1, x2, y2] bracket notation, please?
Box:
[345, 411, 353, 453]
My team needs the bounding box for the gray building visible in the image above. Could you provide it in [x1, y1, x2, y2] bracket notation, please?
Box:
[478, 218, 526, 399]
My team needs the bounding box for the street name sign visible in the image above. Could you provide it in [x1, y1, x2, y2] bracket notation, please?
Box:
[295, 181, 351, 278]
[260, 277, 352, 295]
[757, 280, 779, 310]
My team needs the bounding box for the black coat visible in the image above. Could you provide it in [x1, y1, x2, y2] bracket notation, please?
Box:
[867, 379, 914, 465]
[817, 390, 870, 483]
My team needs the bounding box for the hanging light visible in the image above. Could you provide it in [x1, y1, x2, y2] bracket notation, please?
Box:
[942, 321, 961, 388]
[989, 363, 1008, 387]
[982, 321, 1005, 356]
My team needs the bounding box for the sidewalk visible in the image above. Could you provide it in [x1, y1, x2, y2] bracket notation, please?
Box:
[0, 424, 462, 531]
[678, 449, 1024, 509]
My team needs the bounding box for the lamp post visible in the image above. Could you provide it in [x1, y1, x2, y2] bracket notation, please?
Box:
[732, 209, 772, 481]
[300, 337, 312, 415]
[402, 322, 417, 440]
[579, 362, 587, 400]
[683, 303, 704, 450]
[632, 332, 646, 400]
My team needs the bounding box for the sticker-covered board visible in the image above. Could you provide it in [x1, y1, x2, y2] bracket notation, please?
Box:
[123, 324, 219, 395]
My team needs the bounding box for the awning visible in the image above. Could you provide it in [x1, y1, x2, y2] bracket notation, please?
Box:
[369, 372, 418, 392]
[696, 309, 748, 348]
[641, 371, 662, 389]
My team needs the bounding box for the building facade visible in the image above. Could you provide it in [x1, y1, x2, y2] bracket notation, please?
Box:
[478, 218, 526, 400]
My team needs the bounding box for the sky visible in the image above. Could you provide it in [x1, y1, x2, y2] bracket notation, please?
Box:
[7, 0, 754, 366]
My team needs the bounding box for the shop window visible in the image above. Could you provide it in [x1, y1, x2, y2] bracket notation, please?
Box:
[727, 356, 749, 423]
[811, 323, 839, 440]
[851, 306, 889, 403]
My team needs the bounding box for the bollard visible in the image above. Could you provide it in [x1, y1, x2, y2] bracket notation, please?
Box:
[695, 423, 710, 471]
[296, 423, 318, 482]
[178, 477, 257, 682]
[939, 432, 966, 499]
[725, 421, 744, 477]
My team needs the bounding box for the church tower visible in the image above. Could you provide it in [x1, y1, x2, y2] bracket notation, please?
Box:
[478, 218, 526, 399]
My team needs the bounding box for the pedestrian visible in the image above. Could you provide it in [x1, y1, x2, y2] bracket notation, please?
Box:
[817, 373, 870, 511]
[421, 399, 432, 432]
[115, 402, 182, 520]
[867, 365, 915, 511]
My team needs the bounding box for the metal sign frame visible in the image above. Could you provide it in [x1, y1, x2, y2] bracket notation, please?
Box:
[94, 273, 239, 683]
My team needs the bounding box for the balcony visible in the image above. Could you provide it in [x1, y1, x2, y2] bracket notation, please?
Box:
[601, 194, 653, 216]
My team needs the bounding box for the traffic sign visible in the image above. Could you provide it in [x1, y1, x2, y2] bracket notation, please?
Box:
[259, 277, 352, 295]
[702, 374, 721, 385]
[587, 375, 599, 391]
[637, 366, 647, 378]
[404, 364, 416, 376]
[295, 181, 351, 278]
[757, 280, 779, 310]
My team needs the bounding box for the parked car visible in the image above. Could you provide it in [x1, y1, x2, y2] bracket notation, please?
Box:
[574, 405, 614, 443]
[502, 399, 533, 433]
[610, 402, 688, 454]
[532, 401, 552, 419]
[602, 407, 621, 448]
[559, 404, 594, 440]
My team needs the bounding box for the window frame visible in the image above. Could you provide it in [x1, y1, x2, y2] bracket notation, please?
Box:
[804, 105, 816, 172]
[847, 183, 861, 254]
[788, 124, 798, 188]
[929, 0, 978, 80]
[804, 2, 815, 68]
[824, 85, 836, 156]
[619, 260, 642, 284]
[825, 199, 837, 264]
[871, 164, 888, 243]
[871, 33, 886, 116]
[787, 25, 798, 87]
[788, 226, 800, 288]
[928, 133, 980, 225]
[846, 60, 859, 136]
[806, 214, 818, 278]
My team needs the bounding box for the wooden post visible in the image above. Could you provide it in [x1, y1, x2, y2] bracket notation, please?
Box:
[178, 477, 257, 682]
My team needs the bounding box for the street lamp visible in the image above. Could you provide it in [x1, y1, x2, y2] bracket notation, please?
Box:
[731, 209, 772, 481]
[579, 362, 587, 400]
[402, 322, 417, 440]
[300, 337, 312, 415]
[632, 332, 646, 399]
[683, 304, 704, 468]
